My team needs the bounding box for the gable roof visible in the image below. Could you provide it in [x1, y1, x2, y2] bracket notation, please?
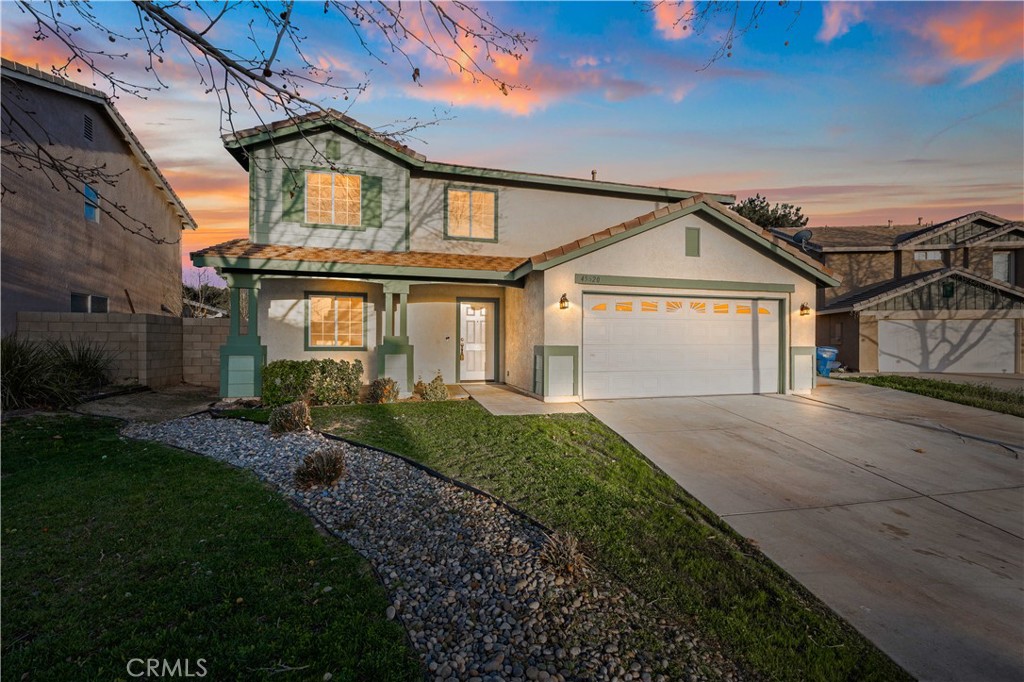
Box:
[819, 267, 1024, 314]
[1, 58, 197, 230]
[774, 211, 1016, 252]
[223, 110, 735, 205]
[523, 194, 840, 286]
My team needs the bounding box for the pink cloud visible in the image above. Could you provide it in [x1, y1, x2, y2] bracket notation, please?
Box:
[817, 2, 868, 43]
[911, 3, 1023, 85]
[653, 1, 694, 41]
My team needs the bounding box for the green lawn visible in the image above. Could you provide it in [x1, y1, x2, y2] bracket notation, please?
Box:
[1, 416, 420, 682]
[228, 401, 909, 681]
[841, 374, 1024, 417]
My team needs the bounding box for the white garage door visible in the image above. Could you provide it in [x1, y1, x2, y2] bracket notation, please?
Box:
[879, 319, 1015, 373]
[582, 294, 780, 399]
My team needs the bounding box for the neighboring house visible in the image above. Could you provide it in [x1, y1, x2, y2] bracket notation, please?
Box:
[192, 111, 838, 400]
[775, 212, 1024, 374]
[0, 59, 196, 334]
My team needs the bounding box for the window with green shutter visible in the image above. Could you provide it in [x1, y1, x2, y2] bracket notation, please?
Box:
[281, 168, 382, 229]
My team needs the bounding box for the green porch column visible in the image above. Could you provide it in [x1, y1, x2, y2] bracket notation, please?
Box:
[219, 273, 267, 398]
[377, 282, 414, 392]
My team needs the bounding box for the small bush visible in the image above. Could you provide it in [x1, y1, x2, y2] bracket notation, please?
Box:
[1, 335, 113, 410]
[539, 531, 591, 583]
[262, 359, 363, 407]
[367, 377, 399, 404]
[422, 372, 449, 402]
[269, 400, 311, 435]
[412, 376, 427, 398]
[294, 445, 347, 489]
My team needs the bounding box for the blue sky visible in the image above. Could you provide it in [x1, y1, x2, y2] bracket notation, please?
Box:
[2, 1, 1021, 280]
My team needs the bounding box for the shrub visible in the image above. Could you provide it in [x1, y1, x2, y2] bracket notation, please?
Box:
[262, 359, 363, 407]
[268, 400, 311, 435]
[413, 376, 427, 398]
[308, 359, 363, 406]
[1, 335, 113, 410]
[367, 377, 399, 404]
[422, 372, 449, 402]
[294, 445, 347, 489]
[539, 531, 591, 583]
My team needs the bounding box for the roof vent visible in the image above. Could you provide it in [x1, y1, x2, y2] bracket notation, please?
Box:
[84, 114, 94, 141]
[591, 169, 597, 181]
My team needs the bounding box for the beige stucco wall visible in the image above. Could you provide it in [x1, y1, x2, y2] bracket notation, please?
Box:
[248, 131, 410, 251]
[1, 79, 186, 334]
[504, 272, 545, 394]
[408, 179, 669, 258]
[538, 212, 819, 397]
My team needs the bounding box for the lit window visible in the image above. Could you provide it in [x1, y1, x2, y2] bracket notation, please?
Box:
[305, 171, 361, 226]
[447, 188, 495, 240]
[84, 184, 99, 222]
[993, 251, 1014, 283]
[913, 250, 942, 261]
[308, 294, 364, 348]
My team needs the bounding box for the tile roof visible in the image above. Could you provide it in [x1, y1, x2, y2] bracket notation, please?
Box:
[774, 211, 1013, 250]
[191, 239, 528, 272]
[1, 58, 198, 230]
[820, 267, 1024, 312]
[530, 195, 835, 282]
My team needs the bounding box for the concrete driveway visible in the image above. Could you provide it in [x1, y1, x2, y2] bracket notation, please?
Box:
[584, 380, 1023, 682]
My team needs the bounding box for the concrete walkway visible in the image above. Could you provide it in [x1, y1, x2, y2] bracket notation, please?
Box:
[585, 383, 1023, 682]
[462, 384, 585, 416]
[77, 384, 219, 422]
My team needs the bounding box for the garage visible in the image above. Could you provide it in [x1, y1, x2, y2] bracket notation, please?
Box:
[582, 294, 780, 399]
[878, 319, 1016, 373]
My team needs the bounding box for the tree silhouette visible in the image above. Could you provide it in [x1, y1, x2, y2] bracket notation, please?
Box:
[732, 193, 809, 228]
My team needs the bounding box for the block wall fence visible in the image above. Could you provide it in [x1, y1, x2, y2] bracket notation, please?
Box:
[15, 312, 229, 389]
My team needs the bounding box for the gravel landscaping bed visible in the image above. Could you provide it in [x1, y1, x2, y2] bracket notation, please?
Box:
[123, 415, 745, 682]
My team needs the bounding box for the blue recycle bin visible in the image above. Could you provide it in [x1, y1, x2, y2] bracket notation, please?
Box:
[816, 346, 839, 377]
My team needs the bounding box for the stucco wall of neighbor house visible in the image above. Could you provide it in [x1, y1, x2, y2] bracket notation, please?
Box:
[964, 245, 997, 279]
[406, 283, 506, 385]
[248, 130, 411, 251]
[260, 278, 380, 383]
[539, 213, 820, 397]
[408, 179, 669, 258]
[818, 312, 861, 370]
[820, 251, 896, 304]
[1, 80, 185, 335]
[901, 249, 949, 277]
[503, 272, 545, 395]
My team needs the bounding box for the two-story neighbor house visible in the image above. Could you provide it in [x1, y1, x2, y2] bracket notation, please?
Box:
[776, 212, 1024, 374]
[192, 111, 838, 401]
[1, 59, 197, 334]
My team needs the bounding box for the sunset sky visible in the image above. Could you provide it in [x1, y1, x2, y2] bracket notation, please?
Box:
[2, 1, 1022, 284]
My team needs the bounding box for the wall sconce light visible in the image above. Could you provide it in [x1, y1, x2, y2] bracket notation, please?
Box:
[559, 293, 569, 310]
[799, 303, 811, 316]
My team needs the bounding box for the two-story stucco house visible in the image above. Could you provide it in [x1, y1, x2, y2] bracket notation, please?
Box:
[0, 59, 196, 334]
[192, 111, 838, 401]
[775, 212, 1024, 374]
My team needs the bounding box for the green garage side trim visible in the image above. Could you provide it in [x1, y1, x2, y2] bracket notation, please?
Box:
[574, 274, 796, 293]
[533, 345, 579, 397]
[778, 299, 788, 395]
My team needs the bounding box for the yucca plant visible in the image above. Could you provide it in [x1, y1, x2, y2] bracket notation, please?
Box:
[293, 445, 347, 489]
[48, 338, 114, 390]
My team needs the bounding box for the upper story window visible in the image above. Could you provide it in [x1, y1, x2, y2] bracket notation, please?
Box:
[993, 251, 1014, 283]
[84, 184, 100, 222]
[307, 293, 366, 349]
[446, 188, 496, 241]
[71, 292, 108, 313]
[913, 250, 942, 261]
[306, 171, 361, 226]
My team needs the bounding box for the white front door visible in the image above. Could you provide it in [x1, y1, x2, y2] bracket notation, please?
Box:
[459, 301, 495, 381]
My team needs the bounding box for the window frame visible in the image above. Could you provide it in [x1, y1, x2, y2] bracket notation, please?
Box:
[303, 170, 363, 228]
[84, 184, 100, 223]
[913, 249, 942, 262]
[304, 291, 368, 351]
[71, 292, 108, 313]
[992, 251, 1014, 283]
[443, 185, 498, 243]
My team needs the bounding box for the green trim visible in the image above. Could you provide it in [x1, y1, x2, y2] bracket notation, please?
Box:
[443, 184, 499, 243]
[574, 274, 796, 293]
[376, 336, 415, 393]
[778, 299, 787, 394]
[193, 255, 523, 283]
[533, 345, 579, 397]
[303, 291, 369, 352]
[225, 118, 734, 204]
[455, 298, 501, 383]
[685, 227, 701, 257]
[790, 346, 817, 391]
[293, 168, 382, 230]
[404, 171, 411, 251]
